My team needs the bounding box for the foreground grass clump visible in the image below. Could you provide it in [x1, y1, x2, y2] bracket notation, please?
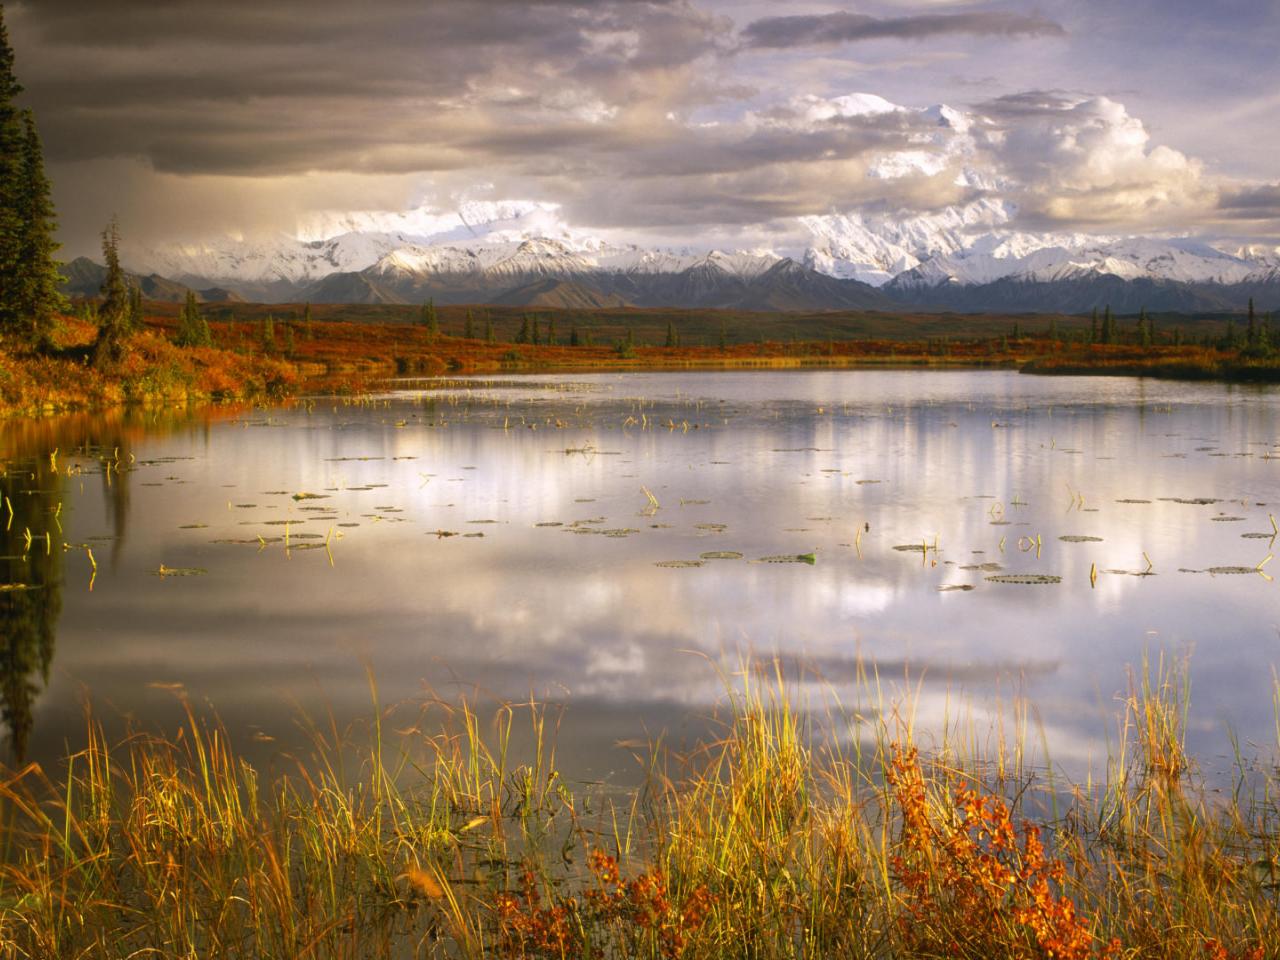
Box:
[0, 663, 1275, 958]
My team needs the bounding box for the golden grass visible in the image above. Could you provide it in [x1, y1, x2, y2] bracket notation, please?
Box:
[0, 658, 1275, 958]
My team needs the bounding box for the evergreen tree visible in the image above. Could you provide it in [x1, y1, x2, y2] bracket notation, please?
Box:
[303, 301, 313, 340]
[719, 319, 728, 351]
[282, 322, 294, 355]
[1139, 308, 1152, 349]
[12, 111, 64, 348]
[261, 314, 276, 353]
[570, 324, 580, 347]
[1089, 307, 1099, 344]
[464, 309, 474, 340]
[420, 299, 438, 338]
[127, 282, 143, 332]
[546, 318, 556, 346]
[175, 290, 209, 347]
[1222, 318, 1237, 351]
[1246, 298, 1258, 350]
[0, 5, 26, 336]
[1261, 313, 1272, 354]
[1047, 318, 1058, 342]
[485, 318, 495, 344]
[532, 318, 541, 346]
[1012, 321, 1021, 340]
[625, 326, 634, 349]
[1102, 305, 1116, 345]
[92, 219, 131, 368]
[665, 321, 676, 348]
[515, 315, 531, 344]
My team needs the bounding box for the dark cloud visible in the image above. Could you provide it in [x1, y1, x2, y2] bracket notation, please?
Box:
[11, 0, 732, 175]
[740, 10, 1065, 49]
[1218, 183, 1280, 219]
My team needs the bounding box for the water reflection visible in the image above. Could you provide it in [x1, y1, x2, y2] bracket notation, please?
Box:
[1, 373, 1278, 780]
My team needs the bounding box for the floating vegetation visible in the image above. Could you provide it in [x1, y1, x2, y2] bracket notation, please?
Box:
[1158, 497, 1221, 506]
[959, 562, 1002, 572]
[680, 499, 710, 505]
[855, 479, 882, 485]
[1115, 498, 1151, 504]
[754, 553, 816, 565]
[153, 565, 207, 578]
[984, 574, 1061, 585]
[1205, 566, 1258, 576]
[893, 544, 929, 553]
[699, 551, 743, 560]
[1209, 516, 1246, 522]
[0, 583, 36, 592]
[291, 492, 329, 501]
[938, 584, 974, 592]
[1058, 535, 1104, 543]
[429, 530, 459, 538]
[178, 523, 208, 530]
[535, 521, 563, 528]
[1241, 532, 1275, 539]
[694, 522, 727, 532]
[654, 559, 703, 568]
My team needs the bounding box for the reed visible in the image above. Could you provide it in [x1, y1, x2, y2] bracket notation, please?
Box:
[0, 658, 1274, 958]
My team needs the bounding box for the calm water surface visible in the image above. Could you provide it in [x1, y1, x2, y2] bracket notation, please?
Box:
[2, 370, 1278, 781]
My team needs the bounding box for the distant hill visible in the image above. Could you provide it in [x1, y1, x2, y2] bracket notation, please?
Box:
[491, 278, 630, 309]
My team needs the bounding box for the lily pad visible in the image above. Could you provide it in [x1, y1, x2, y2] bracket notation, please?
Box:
[984, 574, 1061, 585]
[755, 553, 816, 565]
[699, 551, 744, 560]
[654, 559, 703, 568]
[153, 565, 207, 578]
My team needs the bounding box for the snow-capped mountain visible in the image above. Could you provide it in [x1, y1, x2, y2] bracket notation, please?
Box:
[119, 194, 1280, 313]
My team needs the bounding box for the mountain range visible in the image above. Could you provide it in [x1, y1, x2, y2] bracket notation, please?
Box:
[60, 200, 1280, 314]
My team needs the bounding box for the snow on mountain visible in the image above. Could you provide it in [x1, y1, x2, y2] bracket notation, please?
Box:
[128, 190, 1280, 301]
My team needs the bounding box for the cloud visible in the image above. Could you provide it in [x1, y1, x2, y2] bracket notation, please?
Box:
[976, 93, 1214, 229]
[740, 11, 1065, 49]
[1218, 183, 1280, 220]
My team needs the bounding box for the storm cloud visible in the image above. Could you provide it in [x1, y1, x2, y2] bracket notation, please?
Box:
[740, 11, 1065, 49]
[4, 0, 1277, 256]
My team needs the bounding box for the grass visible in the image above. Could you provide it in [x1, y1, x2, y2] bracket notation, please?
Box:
[4, 306, 1280, 417]
[0, 658, 1275, 958]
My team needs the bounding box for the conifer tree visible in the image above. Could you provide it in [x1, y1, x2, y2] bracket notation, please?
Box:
[282, 322, 294, 355]
[261, 314, 276, 353]
[464, 309, 474, 340]
[1139, 307, 1152, 349]
[546, 318, 556, 346]
[175, 290, 210, 347]
[13, 111, 64, 348]
[1047, 318, 1058, 342]
[1102, 305, 1116, 345]
[532, 318, 541, 346]
[127, 283, 143, 332]
[1246, 297, 1258, 350]
[719, 319, 728, 351]
[516, 315, 531, 344]
[303, 301, 313, 340]
[485, 318, 495, 344]
[570, 323, 580, 347]
[665, 320, 677, 348]
[1089, 307, 1098, 344]
[92, 219, 131, 367]
[0, 4, 25, 335]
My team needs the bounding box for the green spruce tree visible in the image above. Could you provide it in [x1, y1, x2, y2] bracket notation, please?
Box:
[515, 315, 531, 344]
[464, 309, 474, 340]
[531, 318, 541, 346]
[665, 320, 677, 348]
[485, 318, 495, 344]
[12, 111, 64, 348]
[1089, 307, 1099, 344]
[303, 301, 314, 340]
[92, 219, 131, 367]
[261, 314, 276, 353]
[546, 318, 556, 346]
[570, 323, 580, 347]
[175, 290, 209, 347]
[0, 4, 26, 337]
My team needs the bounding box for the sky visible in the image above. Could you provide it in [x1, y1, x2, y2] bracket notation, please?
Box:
[8, 0, 1280, 259]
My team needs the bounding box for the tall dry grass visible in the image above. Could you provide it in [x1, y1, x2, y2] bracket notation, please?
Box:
[0, 658, 1274, 958]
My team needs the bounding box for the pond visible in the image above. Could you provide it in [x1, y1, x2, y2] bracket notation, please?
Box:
[2, 369, 1278, 782]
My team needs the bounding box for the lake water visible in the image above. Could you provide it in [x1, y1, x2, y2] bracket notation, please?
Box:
[2, 370, 1278, 783]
